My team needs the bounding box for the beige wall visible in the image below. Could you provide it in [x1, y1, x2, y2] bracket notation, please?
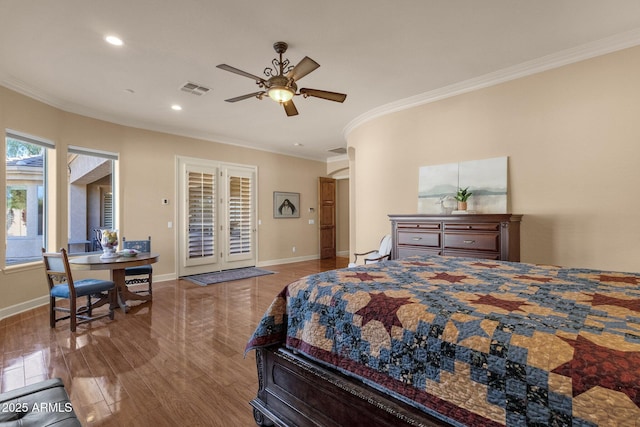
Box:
[347, 46, 640, 273]
[336, 179, 350, 255]
[0, 86, 327, 313]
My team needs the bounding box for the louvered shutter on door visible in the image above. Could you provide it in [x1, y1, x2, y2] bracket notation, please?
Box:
[228, 175, 252, 256]
[187, 171, 215, 259]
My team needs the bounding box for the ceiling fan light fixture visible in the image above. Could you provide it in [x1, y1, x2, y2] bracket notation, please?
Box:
[268, 86, 294, 103]
[217, 41, 347, 116]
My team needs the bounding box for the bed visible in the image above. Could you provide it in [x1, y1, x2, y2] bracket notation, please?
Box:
[246, 254, 640, 426]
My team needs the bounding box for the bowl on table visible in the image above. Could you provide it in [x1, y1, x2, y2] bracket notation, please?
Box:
[119, 249, 139, 257]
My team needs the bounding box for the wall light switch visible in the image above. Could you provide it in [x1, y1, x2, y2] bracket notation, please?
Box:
[168, 221, 173, 228]
[161, 198, 169, 205]
[308, 219, 315, 225]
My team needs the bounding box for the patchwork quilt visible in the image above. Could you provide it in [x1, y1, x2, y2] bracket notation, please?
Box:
[246, 255, 640, 426]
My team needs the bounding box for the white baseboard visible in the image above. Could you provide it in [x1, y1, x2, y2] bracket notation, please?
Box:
[153, 272, 178, 283]
[0, 295, 49, 321]
[257, 254, 319, 267]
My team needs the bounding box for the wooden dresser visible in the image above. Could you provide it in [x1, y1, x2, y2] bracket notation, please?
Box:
[389, 214, 522, 262]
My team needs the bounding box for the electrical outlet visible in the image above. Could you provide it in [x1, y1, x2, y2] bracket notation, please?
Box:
[161, 198, 169, 205]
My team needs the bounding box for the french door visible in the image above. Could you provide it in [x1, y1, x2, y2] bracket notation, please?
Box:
[177, 157, 256, 277]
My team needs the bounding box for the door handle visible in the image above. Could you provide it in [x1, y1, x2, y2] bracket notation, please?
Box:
[463, 240, 475, 244]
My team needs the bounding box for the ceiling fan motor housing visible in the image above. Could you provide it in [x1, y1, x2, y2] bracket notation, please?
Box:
[269, 75, 296, 90]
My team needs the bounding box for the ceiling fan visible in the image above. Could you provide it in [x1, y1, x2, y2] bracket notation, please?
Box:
[216, 41, 347, 117]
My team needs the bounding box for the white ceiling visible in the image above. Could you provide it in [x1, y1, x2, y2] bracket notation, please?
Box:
[2, 0, 640, 160]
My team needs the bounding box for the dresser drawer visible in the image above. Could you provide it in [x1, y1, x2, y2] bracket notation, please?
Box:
[397, 231, 440, 248]
[397, 222, 441, 230]
[443, 232, 499, 252]
[443, 249, 500, 260]
[444, 222, 500, 231]
[398, 247, 441, 259]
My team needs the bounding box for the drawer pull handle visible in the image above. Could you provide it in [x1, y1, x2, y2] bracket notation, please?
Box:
[463, 240, 475, 244]
[412, 237, 422, 241]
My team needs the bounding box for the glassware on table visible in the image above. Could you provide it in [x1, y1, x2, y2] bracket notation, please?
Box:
[100, 229, 119, 259]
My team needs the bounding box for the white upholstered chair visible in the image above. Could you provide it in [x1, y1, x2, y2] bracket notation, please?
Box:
[348, 234, 392, 267]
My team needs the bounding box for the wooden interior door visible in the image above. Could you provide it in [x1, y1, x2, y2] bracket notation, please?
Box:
[319, 177, 336, 259]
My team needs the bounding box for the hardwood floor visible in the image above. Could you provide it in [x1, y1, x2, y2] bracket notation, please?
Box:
[0, 257, 348, 426]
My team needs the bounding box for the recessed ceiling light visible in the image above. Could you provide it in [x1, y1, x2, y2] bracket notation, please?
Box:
[294, 143, 303, 147]
[171, 105, 182, 111]
[105, 35, 123, 46]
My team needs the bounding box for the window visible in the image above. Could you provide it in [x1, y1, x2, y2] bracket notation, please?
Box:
[67, 147, 116, 254]
[5, 131, 53, 265]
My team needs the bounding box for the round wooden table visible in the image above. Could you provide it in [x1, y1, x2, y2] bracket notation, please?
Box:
[69, 252, 159, 312]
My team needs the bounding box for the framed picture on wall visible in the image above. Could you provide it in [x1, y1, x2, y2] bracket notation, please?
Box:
[273, 192, 300, 218]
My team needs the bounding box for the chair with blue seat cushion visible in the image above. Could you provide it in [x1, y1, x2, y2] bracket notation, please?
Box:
[42, 248, 115, 332]
[92, 228, 104, 251]
[122, 236, 153, 295]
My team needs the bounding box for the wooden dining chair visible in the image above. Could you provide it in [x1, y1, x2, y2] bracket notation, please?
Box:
[122, 236, 153, 295]
[42, 248, 116, 332]
[92, 228, 104, 251]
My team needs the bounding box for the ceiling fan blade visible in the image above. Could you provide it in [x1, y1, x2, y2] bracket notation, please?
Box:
[224, 92, 264, 103]
[283, 100, 299, 117]
[287, 56, 320, 82]
[217, 64, 266, 84]
[300, 88, 347, 103]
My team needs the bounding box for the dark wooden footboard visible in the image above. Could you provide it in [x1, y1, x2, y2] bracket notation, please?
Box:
[251, 346, 451, 427]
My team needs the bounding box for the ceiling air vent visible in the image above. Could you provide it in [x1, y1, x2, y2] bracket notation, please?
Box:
[328, 147, 347, 154]
[180, 82, 211, 96]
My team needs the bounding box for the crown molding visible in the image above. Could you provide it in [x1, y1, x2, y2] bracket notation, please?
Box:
[343, 27, 640, 139]
[327, 154, 348, 163]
